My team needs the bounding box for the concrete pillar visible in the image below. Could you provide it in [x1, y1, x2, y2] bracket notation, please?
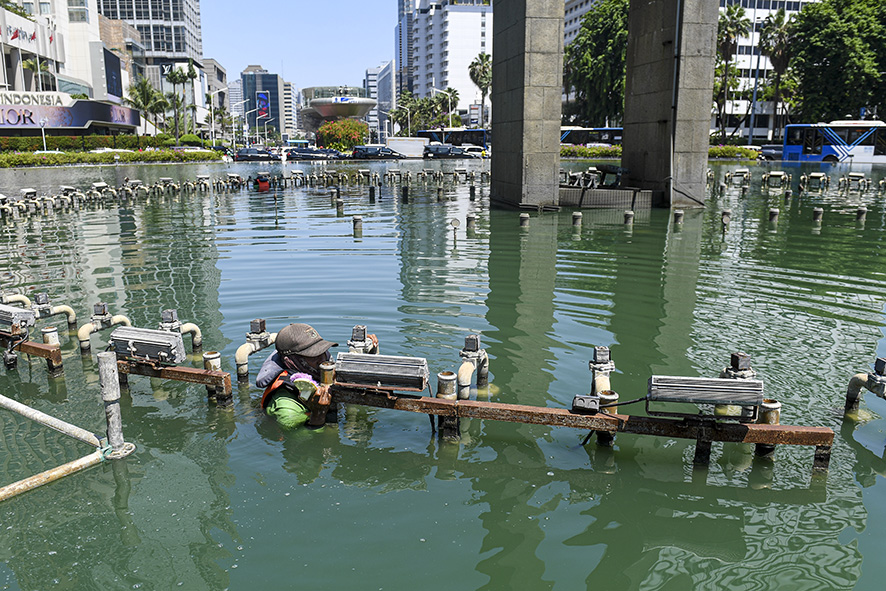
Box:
[491, 0, 564, 209]
[622, 0, 717, 208]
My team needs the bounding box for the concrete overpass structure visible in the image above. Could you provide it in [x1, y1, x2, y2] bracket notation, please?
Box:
[490, 0, 717, 210]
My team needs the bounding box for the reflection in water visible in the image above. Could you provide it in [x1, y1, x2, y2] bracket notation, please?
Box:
[0, 161, 884, 589]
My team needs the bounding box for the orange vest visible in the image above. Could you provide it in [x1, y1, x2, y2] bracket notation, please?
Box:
[261, 370, 290, 409]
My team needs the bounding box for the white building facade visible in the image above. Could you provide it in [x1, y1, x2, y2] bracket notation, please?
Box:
[411, 0, 491, 114]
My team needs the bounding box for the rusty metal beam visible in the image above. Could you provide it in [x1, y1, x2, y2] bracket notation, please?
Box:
[0, 333, 63, 370]
[331, 387, 834, 448]
[117, 360, 232, 396]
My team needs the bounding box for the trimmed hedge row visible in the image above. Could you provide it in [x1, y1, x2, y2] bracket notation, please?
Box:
[560, 144, 759, 160]
[0, 149, 222, 168]
[0, 134, 217, 153]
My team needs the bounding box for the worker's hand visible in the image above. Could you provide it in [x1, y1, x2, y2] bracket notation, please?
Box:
[309, 384, 331, 408]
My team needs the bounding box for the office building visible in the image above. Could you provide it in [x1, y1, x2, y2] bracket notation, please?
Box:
[364, 64, 382, 141]
[377, 61, 395, 140]
[96, 0, 203, 63]
[395, 0, 413, 96]
[564, 0, 597, 46]
[411, 0, 491, 113]
[241, 64, 283, 136]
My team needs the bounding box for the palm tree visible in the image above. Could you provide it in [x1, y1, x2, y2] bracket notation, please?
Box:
[125, 77, 162, 133]
[22, 58, 52, 92]
[186, 59, 198, 133]
[468, 52, 492, 128]
[149, 91, 169, 134]
[717, 4, 751, 140]
[165, 90, 185, 137]
[759, 8, 793, 139]
[165, 68, 188, 143]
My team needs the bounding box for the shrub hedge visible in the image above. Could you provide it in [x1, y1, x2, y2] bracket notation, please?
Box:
[0, 149, 222, 168]
[560, 144, 758, 160]
[0, 134, 221, 153]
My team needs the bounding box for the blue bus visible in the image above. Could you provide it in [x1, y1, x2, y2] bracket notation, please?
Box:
[416, 128, 489, 149]
[560, 127, 623, 146]
[782, 120, 886, 164]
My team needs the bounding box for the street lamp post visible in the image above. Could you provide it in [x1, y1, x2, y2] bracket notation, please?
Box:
[263, 118, 275, 146]
[208, 87, 228, 147]
[39, 117, 47, 152]
[748, 3, 762, 145]
[244, 108, 259, 146]
[231, 99, 248, 149]
[431, 87, 453, 129]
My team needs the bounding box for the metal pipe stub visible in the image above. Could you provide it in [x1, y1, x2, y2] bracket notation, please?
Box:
[436, 371, 459, 440]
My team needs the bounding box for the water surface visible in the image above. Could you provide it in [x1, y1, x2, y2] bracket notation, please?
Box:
[0, 159, 884, 590]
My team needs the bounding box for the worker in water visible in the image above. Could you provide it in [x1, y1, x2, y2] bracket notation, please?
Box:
[256, 323, 338, 429]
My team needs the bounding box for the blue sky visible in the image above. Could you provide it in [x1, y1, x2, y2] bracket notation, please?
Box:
[201, 0, 397, 88]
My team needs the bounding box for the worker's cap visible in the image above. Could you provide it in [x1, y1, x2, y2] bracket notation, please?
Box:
[276, 323, 337, 358]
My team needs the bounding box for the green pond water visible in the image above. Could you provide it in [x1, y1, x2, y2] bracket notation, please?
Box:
[0, 158, 885, 590]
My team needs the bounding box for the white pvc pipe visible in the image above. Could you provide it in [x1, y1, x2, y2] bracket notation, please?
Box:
[0, 392, 101, 448]
[179, 322, 203, 349]
[49, 304, 77, 326]
[235, 332, 277, 379]
[2, 293, 31, 307]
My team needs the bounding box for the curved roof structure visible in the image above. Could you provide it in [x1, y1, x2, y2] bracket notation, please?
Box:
[310, 96, 376, 118]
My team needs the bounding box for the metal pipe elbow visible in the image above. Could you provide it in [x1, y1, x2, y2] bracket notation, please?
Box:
[77, 323, 97, 349]
[110, 315, 131, 327]
[2, 294, 31, 307]
[179, 322, 203, 350]
[845, 373, 870, 414]
[457, 360, 476, 387]
[49, 305, 77, 326]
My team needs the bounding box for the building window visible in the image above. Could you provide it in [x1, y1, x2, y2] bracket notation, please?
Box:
[68, 0, 90, 23]
[40, 1, 52, 14]
[22, 2, 35, 14]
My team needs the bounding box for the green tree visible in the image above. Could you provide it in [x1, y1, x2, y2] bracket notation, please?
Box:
[125, 77, 166, 133]
[759, 8, 794, 138]
[564, 0, 629, 127]
[716, 3, 751, 140]
[186, 59, 198, 133]
[165, 68, 189, 143]
[22, 58, 53, 92]
[790, 0, 885, 122]
[317, 119, 369, 150]
[468, 52, 492, 127]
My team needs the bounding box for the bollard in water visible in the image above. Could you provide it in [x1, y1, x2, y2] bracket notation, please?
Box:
[812, 207, 824, 223]
[769, 208, 779, 223]
[572, 211, 582, 227]
[519, 213, 530, 228]
[352, 215, 363, 236]
[784, 189, 792, 200]
[98, 352, 126, 454]
[368, 185, 376, 202]
[401, 186, 409, 203]
[436, 371, 459, 440]
[856, 206, 867, 222]
[469, 185, 476, 200]
[755, 399, 782, 458]
[596, 391, 618, 447]
[673, 210, 684, 225]
[721, 209, 732, 228]
[466, 213, 476, 231]
[335, 198, 344, 215]
[41, 326, 63, 375]
[624, 210, 634, 225]
[719, 182, 727, 195]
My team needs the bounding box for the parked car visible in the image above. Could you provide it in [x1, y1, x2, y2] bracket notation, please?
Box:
[464, 146, 489, 158]
[423, 144, 480, 159]
[285, 147, 342, 161]
[233, 148, 275, 162]
[759, 144, 783, 161]
[210, 145, 234, 157]
[351, 145, 405, 160]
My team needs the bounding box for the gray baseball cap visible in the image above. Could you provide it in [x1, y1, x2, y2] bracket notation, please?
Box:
[275, 323, 337, 358]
